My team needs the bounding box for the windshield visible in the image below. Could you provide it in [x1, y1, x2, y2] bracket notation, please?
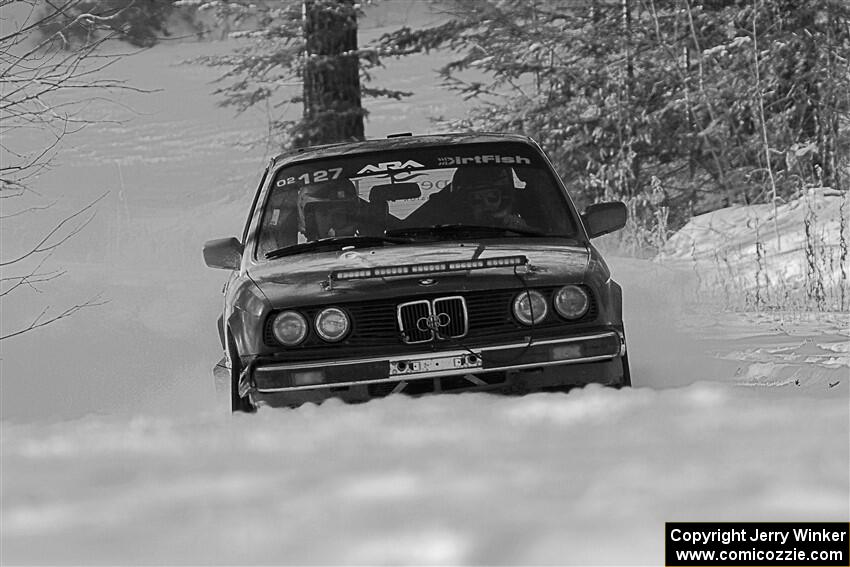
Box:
[256, 142, 579, 257]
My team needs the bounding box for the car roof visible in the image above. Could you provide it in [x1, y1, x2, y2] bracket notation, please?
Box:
[270, 132, 537, 167]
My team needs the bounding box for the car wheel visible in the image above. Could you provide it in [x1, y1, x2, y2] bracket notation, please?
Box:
[620, 352, 632, 387]
[227, 333, 255, 413]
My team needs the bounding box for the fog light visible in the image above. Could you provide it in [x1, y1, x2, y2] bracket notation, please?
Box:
[582, 335, 620, 358]
[550, 344, 582, 360]
[292, 370, 325, 386]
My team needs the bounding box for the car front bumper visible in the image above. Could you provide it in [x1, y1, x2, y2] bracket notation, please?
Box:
[235, 330, 627, 407]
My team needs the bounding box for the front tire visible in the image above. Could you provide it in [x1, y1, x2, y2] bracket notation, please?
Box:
[620, 352, 632, 387]
[227, 333, 255, 413]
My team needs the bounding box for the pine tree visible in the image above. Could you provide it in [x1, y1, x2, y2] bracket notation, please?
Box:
[377, 0, 850, 234]
[298, 0, 364, 146]
[184, 0, 409, 149]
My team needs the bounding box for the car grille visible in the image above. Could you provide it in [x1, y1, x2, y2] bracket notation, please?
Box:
[264, 286, 598, 355]
[397, 300, 432, 343]
[398, 296, 467, 344]
[434, 296, 467, 338]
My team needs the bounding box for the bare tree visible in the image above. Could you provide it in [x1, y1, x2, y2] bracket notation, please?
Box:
[0, 0, 134, 340]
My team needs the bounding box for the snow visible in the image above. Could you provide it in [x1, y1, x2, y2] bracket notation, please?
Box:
[1, 11, 848, 565]
[2, 385, 846, 565]
[658, 188, 848, 310]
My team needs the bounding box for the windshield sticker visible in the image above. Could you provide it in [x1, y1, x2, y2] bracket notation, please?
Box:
[419, 179, 450, 191]
[357, 160, 425, 174]
[437, 155, 532, 167]
[276, 167, 344, 187]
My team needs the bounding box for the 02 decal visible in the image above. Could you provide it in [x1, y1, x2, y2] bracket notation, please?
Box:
[276, 168, 344, 187]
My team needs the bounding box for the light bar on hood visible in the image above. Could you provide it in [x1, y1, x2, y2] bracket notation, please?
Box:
[331, 255, 528, 281]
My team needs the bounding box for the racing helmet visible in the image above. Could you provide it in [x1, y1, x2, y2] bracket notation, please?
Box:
[297, 178, 359, 240]
[451, 166, 516, 213]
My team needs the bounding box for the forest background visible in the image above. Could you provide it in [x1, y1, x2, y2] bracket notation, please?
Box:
[2, 0, 849, 342]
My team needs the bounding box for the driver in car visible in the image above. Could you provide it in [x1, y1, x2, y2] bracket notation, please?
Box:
[451, 166, 530, 230]
[298, 179, 360, 240]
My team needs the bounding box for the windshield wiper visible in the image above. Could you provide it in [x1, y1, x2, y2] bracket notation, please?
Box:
[385, 224, 550, 240]
[265, 235, 412, 259]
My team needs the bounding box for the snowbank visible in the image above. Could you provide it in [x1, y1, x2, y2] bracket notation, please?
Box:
[2, 384, 847, 565]
[659, 188, 848, 310]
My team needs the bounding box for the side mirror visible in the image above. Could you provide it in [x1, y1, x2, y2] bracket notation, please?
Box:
[581, 201, 628, 239]
[203, 237, 243, 270]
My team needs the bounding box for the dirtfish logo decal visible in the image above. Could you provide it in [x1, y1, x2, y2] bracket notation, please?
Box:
[357, 160, 425, 174]
[437, 155, 532, 167]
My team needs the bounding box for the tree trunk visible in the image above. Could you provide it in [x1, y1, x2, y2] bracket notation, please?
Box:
[621, 0, 639, 198]
[297, 0, 365, 148]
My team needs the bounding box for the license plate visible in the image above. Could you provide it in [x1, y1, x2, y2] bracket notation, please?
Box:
[389, 353, 482, 377]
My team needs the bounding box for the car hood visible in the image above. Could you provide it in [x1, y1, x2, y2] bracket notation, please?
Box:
[248, 240, 590, 307]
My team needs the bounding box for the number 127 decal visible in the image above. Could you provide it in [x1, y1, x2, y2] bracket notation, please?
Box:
[276, 168, 344, 187]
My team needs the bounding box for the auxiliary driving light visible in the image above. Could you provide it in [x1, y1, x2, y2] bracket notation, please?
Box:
[331, 255, 527, 281]
[272, 311, 308, 346]
[554, 285, 590, 320]
[315, 307, 350, 342]
[513, 290, 548, 325]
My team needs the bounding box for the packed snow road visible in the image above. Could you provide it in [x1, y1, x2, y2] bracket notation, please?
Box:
[2, 377, 847, 565]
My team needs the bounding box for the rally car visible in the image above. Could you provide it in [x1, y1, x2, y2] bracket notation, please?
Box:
[203, 133, 630, 412]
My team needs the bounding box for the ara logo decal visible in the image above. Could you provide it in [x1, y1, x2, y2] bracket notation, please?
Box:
[437, 155, 532, 167]
[357, 160, 425, 174]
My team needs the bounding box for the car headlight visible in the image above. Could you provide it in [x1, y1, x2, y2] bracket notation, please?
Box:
[554, 285, 590, 319]
[315, 307, 350, 342]
[272, 311, 308, 346]
[512, 290, 548, 325]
